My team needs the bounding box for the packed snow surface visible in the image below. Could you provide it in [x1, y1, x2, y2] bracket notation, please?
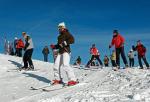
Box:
[0, 54, 150, 102]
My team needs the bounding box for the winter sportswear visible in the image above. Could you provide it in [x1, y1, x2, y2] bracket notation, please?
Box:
[132, 43, 149, 68]
[111, 34, 125, 48]
[53, 29, 74, 54]
[90, 47, 100, 56]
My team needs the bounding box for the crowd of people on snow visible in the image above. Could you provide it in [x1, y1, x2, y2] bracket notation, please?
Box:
[3, 22, 150, 86]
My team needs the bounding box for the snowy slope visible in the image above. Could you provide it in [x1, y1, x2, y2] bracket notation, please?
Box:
[0, 54, 150, 102]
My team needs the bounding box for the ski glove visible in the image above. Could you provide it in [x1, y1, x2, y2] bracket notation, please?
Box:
[59, 41, 67, 48]
[50, 44, 55, 49]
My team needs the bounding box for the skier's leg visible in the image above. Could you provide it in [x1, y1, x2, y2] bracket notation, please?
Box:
[129, 58, 131, 67]
[23, 51, 28, 68]
[18, 48, 21, 57]
[86, 55, 95, 66]
[138, 55, 143, 68]
[120, 47, 128, 65]
[62, 52, 76, 81]
[44, 54, 47, 62]
[46, 55, 48, 62]
[20, 49, 22, 57]
[53, 54, 61, 80]
[27, 49, 34, 68]
[142, 56, 149, 68]
[95, 56, 103, 66]
[116, 48, 120, 67]
[132, 58, 134, 67]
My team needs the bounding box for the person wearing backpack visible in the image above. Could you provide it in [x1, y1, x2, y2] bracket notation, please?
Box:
[50, 22, 77, 86]
[132, 40, 149, 69]
[16, 39, 24, 57]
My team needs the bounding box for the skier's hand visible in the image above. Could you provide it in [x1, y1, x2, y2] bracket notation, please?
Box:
[50, 44, 55, 49]
[59, 41, 67, 48]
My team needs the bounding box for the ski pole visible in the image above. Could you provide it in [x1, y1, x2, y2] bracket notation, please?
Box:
[109, 48, 112, 57]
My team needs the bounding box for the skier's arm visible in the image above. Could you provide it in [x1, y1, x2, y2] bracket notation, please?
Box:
[132, 45, 137, 51]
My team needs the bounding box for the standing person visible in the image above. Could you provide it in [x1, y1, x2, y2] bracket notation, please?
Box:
[21, 32, 34, 70]
[103, 55, 109, 67]
[16, 39, 24, 57]
[14, 37, 18, 56]
[74, 56, 81, 65]
[42, 46, 49, 62]
[86, 44, 103, 68]
[128, 49, 135, 67]
[132, 40, 149, 69]
[50, 22, 77, 86]
[109, 30, 128, 69]
[110, 50, 117, 67]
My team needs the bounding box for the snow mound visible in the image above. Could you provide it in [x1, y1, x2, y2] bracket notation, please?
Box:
[0, 54, 150, 102]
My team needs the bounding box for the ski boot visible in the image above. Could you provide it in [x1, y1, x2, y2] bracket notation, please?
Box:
[19, 66, 28, 71]
[52, 80, 62, 85]
[67, 80, 78, 86]
[28, 65, 34, 71]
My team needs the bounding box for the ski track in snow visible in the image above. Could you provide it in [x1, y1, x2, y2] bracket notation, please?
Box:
[0, 54, 150, 102]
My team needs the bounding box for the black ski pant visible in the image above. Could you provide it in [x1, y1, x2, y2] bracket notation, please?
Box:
[129, 58, 134, 67]
[138, 55, 149, 68]
[111, 60, 117, 67]
[87, 55, 103, 66]
[116, 47, 128, 67]
[23, 49, 34, 68]
[44, 54, 48, 62]
[17, 48, 22, 57]
[104, 64, 109, 67]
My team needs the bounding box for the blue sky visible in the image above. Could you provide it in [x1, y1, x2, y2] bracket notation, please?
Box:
[0, 0, 150, 66]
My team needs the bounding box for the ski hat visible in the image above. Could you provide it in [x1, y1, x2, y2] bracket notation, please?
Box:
[113, 30, 118, 34]
[92, 44, 96, 47]
[130, 49, 133, 52]
[58, 22, 66, 29]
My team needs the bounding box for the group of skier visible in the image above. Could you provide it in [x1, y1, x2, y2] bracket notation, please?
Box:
[85, 29, 149, 70]
[4, 22, 149, 86]
[50, 22, 149, 86]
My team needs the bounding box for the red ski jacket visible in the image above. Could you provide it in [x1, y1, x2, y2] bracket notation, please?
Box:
[111, 34, 125, 48]
[136, 44, 146, 57]
[90, 47, 100, 56]
[16, 39, 24, 49]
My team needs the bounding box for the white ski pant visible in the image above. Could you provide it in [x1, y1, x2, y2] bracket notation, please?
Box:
[53, 52, 76, 81]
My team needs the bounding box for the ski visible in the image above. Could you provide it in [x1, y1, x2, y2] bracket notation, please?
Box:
[30, 84, 52, 90]
[42, 83, 87, 92]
